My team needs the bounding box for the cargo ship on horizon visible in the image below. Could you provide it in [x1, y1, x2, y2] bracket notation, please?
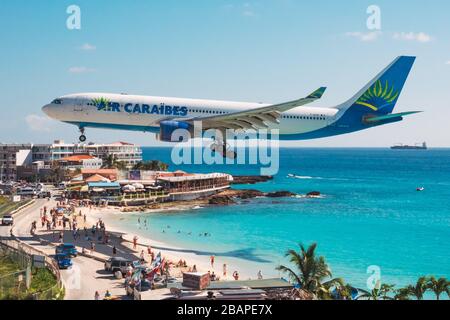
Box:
[391, 142, 428, 150]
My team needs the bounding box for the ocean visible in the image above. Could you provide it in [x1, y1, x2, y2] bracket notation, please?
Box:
[112, 147, 450, 291]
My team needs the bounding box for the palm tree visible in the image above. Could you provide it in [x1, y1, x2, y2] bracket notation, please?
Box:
[133, 160, 169, 171]
[276, 243, 343, 299]
[427, 277, 449, 300]
[402, 276, 429, 300]
[102, 154, 127, 170]
[357, 283, 395, 300]
[49, 161, 68, 184]
[394, 287, 411, 300]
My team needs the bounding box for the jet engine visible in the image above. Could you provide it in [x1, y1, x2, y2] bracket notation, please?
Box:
[159, 120, 193, 142]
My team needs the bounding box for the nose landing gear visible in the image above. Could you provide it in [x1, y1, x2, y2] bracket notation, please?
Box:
[79, 127, 87, 143]
[210, 141, 237, 160]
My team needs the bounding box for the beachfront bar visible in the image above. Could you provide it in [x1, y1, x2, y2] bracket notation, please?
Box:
[157, 173, 233, 201]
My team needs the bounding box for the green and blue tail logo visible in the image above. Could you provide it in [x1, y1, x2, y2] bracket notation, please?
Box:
[355, 80, 400, 112]
[339, 56, 416, 117]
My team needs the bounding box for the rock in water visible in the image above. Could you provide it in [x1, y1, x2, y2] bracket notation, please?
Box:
[265, 191, 296, 198]
[209, 195, 235, 205]
[306, 191, 321, 197]
[231, 176, 273, 185]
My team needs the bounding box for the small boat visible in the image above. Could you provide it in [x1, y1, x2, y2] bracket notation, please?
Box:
[416, 187, 425, 192]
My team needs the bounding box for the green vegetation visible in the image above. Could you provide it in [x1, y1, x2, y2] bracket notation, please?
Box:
[0, 196, 31, 217]
[0, 255, 61, 300]
[277, 243, 450, 300]
[133, 160, 169, 171]
[102, 154, 128, 170]
[0, 256, 22, 276]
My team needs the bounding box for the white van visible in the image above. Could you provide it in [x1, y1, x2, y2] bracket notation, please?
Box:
[16, 187, 37, 196]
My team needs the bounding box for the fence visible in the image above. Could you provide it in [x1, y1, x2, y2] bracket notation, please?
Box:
[0, 238, 64, 300]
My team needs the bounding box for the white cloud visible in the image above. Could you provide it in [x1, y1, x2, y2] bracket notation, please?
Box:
[445, 61, 450, 65]
[243, 10, 256, 17]
[242, 3, 256, 17]
[25, 115, 53, 132]
[392, 32, 432, 43]
[68, 66, 96, 74]
[345, 31, 382, 42]
[80, 43, 96, 51]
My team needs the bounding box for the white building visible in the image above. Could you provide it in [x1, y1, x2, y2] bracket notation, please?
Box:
[0, 140, 142, 181]
[50, 140, 142, 168]
[0, 144, 33, 181]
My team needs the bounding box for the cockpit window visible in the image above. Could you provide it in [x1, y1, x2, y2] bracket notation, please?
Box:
[52, 99, 62, 105]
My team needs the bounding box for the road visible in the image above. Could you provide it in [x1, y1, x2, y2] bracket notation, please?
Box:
[0, 198, 128, 300]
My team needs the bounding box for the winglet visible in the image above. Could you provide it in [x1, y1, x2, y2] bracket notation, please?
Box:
[306, 87, 327, 100]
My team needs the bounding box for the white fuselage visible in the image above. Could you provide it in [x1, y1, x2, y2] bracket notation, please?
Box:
[42, 93, 340, 136]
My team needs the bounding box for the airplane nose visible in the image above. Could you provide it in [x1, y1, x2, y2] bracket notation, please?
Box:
[42, 104, 55, 118]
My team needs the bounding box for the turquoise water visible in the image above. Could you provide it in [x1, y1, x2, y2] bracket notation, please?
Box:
[117, 148, 450, 290]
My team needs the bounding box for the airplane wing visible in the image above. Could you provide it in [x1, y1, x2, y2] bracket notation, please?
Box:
[184, 87, 327, 130]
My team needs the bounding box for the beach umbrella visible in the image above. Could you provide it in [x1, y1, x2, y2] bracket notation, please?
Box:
[132, 183, 145, 190]
[122, 185, 136, 192]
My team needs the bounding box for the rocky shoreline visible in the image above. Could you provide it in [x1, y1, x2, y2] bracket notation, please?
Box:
[119, 175, 322, 213]
[121, 188, 321, 213]
[231, 175, 274, 185]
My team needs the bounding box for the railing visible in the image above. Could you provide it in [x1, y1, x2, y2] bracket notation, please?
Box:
[167, 183, 230, 194]
[0, 238, 64, 300]
[90, 191, 169, 203]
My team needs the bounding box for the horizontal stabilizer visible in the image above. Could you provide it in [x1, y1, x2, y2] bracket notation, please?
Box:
[364, 111, 422, 123]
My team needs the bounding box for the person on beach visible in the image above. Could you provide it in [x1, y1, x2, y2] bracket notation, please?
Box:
[210, 255, 215, 268]
[83, 214, 86, 223]
[140, 250, 145, 263]
[257, 270, 263, 280]
[147, 246, 152, 255]
[94, 291, 100, 300]
[192, 265, 197, 273]
[233, 271, 239, 281]
[133, 236, 138, 250]
[223, 264, 227, 277]
[91, 242, 95, 254]
[112, 246, 117, 255]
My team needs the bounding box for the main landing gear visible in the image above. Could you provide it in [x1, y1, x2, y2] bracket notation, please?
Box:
[210, 141, 237, 160]
[79, 127, 87, 143]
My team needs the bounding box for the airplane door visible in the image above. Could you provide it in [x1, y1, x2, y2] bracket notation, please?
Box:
[73, 99, 84, 112]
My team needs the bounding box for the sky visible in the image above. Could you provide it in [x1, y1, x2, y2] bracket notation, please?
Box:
[0, 0, 449, 147]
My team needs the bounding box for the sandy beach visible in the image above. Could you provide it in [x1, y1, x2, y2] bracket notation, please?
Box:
[82, 204, 263, 281]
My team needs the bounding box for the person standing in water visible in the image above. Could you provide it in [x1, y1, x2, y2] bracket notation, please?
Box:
[257, 270, 263, 280]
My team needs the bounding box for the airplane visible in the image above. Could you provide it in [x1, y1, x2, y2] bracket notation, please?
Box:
[42, 56, 421, 159]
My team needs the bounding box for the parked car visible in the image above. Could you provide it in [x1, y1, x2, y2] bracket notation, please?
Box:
[55, 254, 72, 269]
[104, 257, 136, 275]
[1, 215, 14, 226]
[55, 243, 78, 257]
[37, 191, 51, 198]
